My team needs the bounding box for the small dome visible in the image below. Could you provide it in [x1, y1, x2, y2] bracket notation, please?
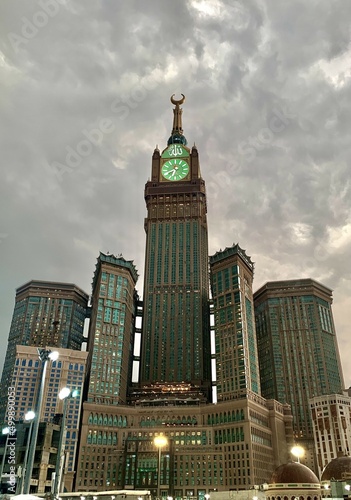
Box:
[167, 133, 187, 146]
[321, 455, 351, 481]
[270, 462, 319, 484]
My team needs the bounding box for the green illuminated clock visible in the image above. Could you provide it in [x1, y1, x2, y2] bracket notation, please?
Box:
[161, 159, 189, 181]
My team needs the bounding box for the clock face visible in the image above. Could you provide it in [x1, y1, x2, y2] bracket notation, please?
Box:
[161, 159, 189, 181]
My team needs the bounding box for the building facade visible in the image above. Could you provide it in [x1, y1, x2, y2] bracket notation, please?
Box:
[0, 421, 61, 495]
[254, 279, 345, 472]
[76, 396, 293, 495]
[310, 393, 351, 477]
[0, 280, 88, 423]
[7, 345, 87, 493]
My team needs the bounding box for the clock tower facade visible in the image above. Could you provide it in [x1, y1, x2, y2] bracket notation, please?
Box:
[138, 95, 212, 402]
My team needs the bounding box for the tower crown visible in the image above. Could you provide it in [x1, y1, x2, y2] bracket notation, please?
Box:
[167, 94, 187, 145]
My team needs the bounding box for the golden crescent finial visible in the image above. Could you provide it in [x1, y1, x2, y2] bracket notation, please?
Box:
[171, 94, 185, 105]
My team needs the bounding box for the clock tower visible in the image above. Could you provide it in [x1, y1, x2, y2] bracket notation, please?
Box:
[137, 95, 212, 403]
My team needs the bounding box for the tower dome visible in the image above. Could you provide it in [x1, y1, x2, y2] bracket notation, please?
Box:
[321, 455, 351, 481]
[270, 462, 320, 484]
[266, 462, 320, 500]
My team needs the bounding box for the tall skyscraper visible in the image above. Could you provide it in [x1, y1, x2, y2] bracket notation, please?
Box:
[210, 244, 261, 401]
[137, 94, 211, 403]
[0, 280, 88, 423]
[85, 252, 139, 405]
[75, 97, 294, 496]
[254, 278, 344, 471]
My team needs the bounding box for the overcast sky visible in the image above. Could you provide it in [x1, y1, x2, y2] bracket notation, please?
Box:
[1, 0, 350, 388]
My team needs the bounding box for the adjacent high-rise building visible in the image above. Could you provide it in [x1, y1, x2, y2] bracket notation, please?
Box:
[310, 393, 351, 477]
[84, 252, 139, 405]
[209, 244, 261, 401]
[75, 96, 294, 497]
[254, 278, 344, 471]
[6, 346, 87, 493]
[0, 280, 88, 423]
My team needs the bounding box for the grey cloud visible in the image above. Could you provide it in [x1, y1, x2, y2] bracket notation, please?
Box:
[0, 0, 350, 386]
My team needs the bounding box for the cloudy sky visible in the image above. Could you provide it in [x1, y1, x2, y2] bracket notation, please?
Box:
[1, 0, 350, 388]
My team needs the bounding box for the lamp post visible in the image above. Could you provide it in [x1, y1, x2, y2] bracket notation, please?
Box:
[154, 435, 168, 500]
[53, 387, 79, 498]
[23, 349, 59, 494]
[18, 411, 36, 494]
[0, 427, 10, 492]
[291, 445, 305, 463]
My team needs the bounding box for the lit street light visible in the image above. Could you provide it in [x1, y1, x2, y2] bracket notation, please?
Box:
[291, 445, 305, 463]
[154, 435, 168, 500]
[53, 387, 79, 498]
[23, 349, 59, 494]
[18, 411, 36, 494]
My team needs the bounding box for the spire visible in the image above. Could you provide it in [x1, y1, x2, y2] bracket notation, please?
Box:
[168, 94, 187, 146]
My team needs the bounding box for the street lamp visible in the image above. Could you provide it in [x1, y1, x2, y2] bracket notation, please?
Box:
[291, 445, 305, 463]
[53, 387, 79, 498]
[23, 349, 59, 494]
[0, 427, 10, 492]
[154, 435, 168, 500]
[18, 411, 36, 494]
